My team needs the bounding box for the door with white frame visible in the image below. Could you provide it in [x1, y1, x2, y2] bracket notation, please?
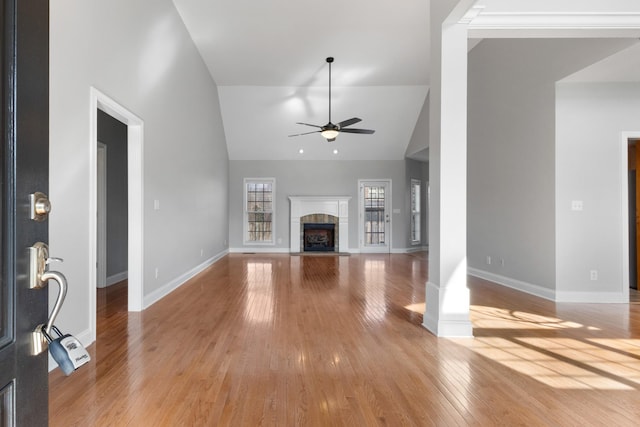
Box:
[359, 180, 391, 253]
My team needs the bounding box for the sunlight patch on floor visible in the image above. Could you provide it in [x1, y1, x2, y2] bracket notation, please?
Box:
[459, 336, 640, 390]
[407, 302, 640, 390]
[449, 306, 640, 391]
[404, 302, 425, 314]
[471, 305, 588, 330]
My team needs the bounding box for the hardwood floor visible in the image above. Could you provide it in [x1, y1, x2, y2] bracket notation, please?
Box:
[50, 253, 640, 426]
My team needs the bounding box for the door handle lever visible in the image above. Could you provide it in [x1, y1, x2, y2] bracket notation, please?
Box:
[28, 242, 67, 333]
[30, 242, 68, 354]
[41, 270, 67, 336]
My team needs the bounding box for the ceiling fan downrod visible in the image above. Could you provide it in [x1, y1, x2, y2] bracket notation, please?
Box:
[327, 57, 333, 125]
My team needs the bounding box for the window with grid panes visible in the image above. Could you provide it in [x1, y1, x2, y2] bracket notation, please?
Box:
[244, 178, 275, 244]
[410, 179, 421, 244]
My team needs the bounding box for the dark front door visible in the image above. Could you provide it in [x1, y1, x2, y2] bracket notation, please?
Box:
[1, 0, 50, 425]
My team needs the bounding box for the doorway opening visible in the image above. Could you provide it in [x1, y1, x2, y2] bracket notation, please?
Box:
[89, 87, 144, 343]
[97, 111, 129, 299]
[627, 137, 640, 291]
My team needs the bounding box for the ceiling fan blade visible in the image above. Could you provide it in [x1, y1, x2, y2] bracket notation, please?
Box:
[288, 130, 321, 137]
[340, 128, 375, 135]
[336, 117, 361, 128]
[296, 122, 323, 129]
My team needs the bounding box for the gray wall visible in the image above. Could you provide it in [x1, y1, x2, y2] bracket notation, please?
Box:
[556, 82, 640, 301]
[97, 110, 128, 278]
[405, 93, 429, 160]
[467, 38, 635, 294]
[229, 160, 412, 252]
[50, 0, 229, 340]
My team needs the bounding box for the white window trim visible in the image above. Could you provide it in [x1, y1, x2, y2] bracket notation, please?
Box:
[243, 177, 276, 245]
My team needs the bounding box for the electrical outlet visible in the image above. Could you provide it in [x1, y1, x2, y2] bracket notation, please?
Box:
[590, 270, 598, 281]
[486, 256, 491, 265]
[155, 268, 159, 279]
[200, 248, 204, 257]
[571, 200, 583, 211]
[500, 258, 505, 266]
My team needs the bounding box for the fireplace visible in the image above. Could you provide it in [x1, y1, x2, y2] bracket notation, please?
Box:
[303, 223, 335, 252]
[289, 196, 351, 253]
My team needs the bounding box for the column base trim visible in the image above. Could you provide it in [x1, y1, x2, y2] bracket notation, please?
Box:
[422, 315, 473, 337]
[423, 281, 473, 337]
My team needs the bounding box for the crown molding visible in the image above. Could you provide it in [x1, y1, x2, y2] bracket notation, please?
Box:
[467, 12, 640, 38]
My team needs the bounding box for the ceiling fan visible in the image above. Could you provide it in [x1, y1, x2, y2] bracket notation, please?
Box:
[289, 57, 375, 142]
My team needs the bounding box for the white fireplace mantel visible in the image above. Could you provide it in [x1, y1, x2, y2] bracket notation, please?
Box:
[289, 196, 351, 253]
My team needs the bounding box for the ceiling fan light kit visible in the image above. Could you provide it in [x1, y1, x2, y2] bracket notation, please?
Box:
[320, 129, 339, 140]
[289, 57, 375, 142]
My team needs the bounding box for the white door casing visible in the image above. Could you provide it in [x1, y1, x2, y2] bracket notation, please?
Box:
[89, 87, 144, 346]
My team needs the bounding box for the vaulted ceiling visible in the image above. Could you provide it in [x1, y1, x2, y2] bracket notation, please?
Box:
[171, 0, 640, 161]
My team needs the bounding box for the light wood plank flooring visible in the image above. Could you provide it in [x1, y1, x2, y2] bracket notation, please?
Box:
[50, 253, 640, 426]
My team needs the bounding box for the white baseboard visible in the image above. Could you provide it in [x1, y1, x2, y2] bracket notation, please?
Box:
[143, 249, 228, 309]
[468, 267, 628, 303]
[394, 246, 427, 254]
[229, 247, 290, 254]
[105, 271, 128, 287]
[467, 267, 556, 301]
[555, 290, 627, 303]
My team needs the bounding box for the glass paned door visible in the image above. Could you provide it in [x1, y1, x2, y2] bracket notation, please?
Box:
[359, 180, 391, 253]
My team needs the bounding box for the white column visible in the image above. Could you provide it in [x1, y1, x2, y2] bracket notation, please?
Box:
[423, 1, 473, 337]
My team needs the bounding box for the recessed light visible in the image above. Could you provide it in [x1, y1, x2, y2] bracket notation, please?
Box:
[333, 149, 338, 155]
[299, 148, 304, 154]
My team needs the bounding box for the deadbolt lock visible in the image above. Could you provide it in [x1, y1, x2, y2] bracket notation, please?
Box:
[29, 192, 51, 221]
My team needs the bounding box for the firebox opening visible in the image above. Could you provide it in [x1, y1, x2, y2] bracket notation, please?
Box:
[303, 223, 335, 252]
